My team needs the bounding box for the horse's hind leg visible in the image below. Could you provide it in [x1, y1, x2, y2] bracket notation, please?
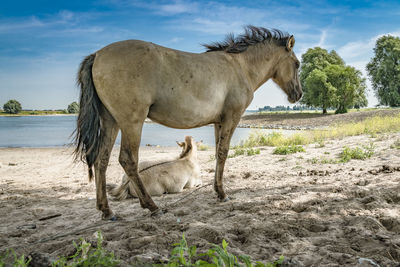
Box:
[119, 123, 159, 213]
[94, 106, 119, 220]
[214, 115, 241, 201]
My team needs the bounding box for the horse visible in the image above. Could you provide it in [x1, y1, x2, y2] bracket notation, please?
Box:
[74, 25, 302, 220]
[110, 136, 201, 200]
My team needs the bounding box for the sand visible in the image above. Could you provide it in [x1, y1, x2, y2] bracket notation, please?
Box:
[1, 133, 400, 266]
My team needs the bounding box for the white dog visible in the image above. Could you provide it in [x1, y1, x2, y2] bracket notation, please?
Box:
[110, 136, 202, 200]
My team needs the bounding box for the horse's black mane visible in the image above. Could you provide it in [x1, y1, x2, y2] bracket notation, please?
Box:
[203, 25, 290, 53]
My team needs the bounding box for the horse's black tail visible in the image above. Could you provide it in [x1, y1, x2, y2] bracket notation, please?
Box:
[74, 53, 102, 181]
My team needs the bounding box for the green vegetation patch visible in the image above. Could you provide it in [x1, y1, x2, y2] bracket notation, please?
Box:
[238, 113, 400, 152]
[229, 146, 260, 158]
[198, 144, 210, 151]
[2, 233, 283, 267]
[273, 145, 305, 155]
[0, 249, 30, 267]
[159, 234, 284, 267]
[339, 144, 374, 163]
[53, 232, 119, 267]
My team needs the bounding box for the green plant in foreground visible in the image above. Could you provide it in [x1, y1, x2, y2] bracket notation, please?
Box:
[273, 145, 305, 155]
[52, 231, 119, 267]
[0, 249, 31, 267]
[161, 234, 284, 267]
[339, 144, 374, 163]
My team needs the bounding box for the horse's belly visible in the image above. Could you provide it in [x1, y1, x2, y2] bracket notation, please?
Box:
[148, 103, 220, 129]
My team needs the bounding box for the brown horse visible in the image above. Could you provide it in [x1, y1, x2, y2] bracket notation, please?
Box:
[75, 26, 302, 220]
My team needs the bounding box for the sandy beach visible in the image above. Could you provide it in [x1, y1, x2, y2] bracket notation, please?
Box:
[1, 128, 400, 266]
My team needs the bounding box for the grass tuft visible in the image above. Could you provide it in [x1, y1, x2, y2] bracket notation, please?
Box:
[273, 145, 305, 155]
[229, 147, 260, 158]
[339, 144, 374, 163]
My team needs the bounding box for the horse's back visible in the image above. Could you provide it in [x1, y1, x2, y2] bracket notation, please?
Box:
[91, 39, 248, 128]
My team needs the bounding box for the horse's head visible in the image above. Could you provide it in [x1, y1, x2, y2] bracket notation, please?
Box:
[272, 35, 302, 103]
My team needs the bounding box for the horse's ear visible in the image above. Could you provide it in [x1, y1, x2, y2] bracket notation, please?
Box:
[286, 35, 295, 52]
[176, 141, 185, 147]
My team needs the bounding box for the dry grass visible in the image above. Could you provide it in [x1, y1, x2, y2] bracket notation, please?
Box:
[240, 113, 400, 148]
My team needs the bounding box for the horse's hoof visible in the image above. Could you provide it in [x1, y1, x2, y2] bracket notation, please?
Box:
[109, 215, 118, 221]
[151, 209, 167, 217]
[219, 196, 230, 202]
[102, 212, 118, 221]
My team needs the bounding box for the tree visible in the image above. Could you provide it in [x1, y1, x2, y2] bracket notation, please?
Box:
[3, 99, 22, 114]
[324, 65, 367, 114]
[304, 69, 337, 113]
[300, 47, 344, 89]
[366, 35, 400, 107]
[67, 102, 80, 113]
[300, 47, 367, 113]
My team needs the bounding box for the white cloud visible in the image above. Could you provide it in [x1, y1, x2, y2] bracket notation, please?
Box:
[338, 31, 400, 61]
[0, 16, 44, 33]
[317, 30, 327, 47]
[167, 37, 183, 43]
[156, 0, 198, 15]
[129, 0, 199, 16]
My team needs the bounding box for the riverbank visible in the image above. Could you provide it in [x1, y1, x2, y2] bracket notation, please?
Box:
[1, 131, 400, 266]
[0, 111, 74, 116]
[238, 108, 400, 129]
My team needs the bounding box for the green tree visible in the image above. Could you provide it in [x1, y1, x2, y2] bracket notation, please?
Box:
[3, 100, 22, 114]
[366, 35, 400, 107]
[304, 69, 337, 113]
[300, 47, 344, 88]
[325, 65, 367, 114]
[300, 47, 367, 113]
[67, 101, 79, 113]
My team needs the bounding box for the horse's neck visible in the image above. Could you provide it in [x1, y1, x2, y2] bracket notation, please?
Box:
[236, 44, 281, 91]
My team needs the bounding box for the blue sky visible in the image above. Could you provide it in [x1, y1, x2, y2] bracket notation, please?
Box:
[1, 0, 400, 110]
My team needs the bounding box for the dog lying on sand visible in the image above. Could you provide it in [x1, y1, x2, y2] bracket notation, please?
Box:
[110, 136, 202, 200]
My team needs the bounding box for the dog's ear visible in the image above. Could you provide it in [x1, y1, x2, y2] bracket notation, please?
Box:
[176, 141, 185, 147]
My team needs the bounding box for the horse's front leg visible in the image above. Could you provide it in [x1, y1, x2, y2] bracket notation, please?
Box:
[214, 116, 240, 201]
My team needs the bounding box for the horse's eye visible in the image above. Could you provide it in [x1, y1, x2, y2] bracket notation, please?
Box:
[295, 61, 300, 69]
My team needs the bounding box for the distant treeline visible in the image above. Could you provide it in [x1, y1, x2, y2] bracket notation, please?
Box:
[257, 105, 322, 112]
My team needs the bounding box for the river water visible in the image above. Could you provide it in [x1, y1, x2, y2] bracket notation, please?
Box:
[0, 115, 284, 148]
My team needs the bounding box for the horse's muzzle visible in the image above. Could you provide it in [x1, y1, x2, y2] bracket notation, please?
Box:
[288, 85, 303, 103]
